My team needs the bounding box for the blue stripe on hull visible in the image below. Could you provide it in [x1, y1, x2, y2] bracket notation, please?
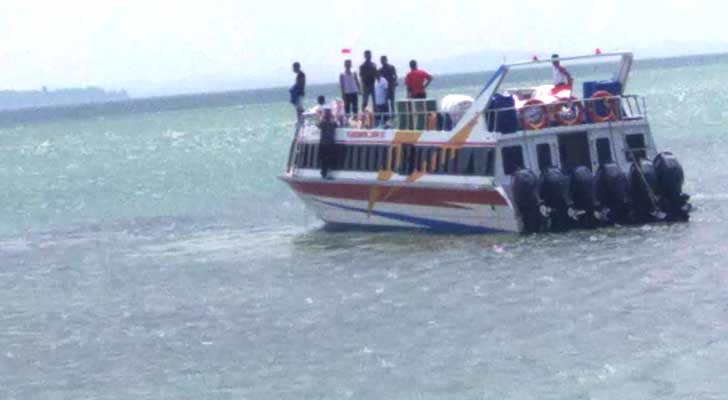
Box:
[316, 200, 511, 234]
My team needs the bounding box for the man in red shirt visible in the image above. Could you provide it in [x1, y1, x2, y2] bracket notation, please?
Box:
[404, 60, 433, 99]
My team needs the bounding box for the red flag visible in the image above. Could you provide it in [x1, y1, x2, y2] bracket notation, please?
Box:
[341, 48, 352, 54]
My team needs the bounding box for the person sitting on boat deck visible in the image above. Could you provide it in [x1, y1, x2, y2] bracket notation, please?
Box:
[359, 50, 378, 111]
[318, 106, 338, 180]
[373, 70, 389, 127]
[290, 62, 306, 121]
[551, 54, 573, 89]
[379, 55, 398, 118]
[340, 59, 361, 123]
[405, 60, 433, 99]
[304, 95, 327, 120]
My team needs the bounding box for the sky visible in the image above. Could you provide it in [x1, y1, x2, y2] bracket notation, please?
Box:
[0, 0, 725, 96]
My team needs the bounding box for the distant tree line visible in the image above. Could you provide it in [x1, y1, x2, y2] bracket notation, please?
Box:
[0, 87, 129, 111]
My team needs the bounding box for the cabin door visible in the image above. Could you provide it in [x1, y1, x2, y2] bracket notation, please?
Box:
[557, 131, 592, 172]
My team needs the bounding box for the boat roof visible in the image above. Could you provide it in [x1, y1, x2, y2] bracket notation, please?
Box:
[451, 52, 634, 134]
[504, 52, 633, 69]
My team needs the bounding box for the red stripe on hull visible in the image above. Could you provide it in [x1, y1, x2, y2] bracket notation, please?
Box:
[286, 180, 509, 208]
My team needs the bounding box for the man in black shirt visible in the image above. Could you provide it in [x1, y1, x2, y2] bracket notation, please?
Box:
[290, 62, 306, 121]
[318, 107, 337, 179]
[359, 50, 377, 111]
[379, 55, 397, 119]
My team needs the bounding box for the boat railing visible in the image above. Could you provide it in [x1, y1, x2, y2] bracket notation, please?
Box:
[301, 109, 458, 131]
[298, 94, 647, 135]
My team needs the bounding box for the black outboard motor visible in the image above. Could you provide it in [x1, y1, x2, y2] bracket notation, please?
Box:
[595, 163, 632, 224]
[570, 166, 602, 228]
[539, 167, 573, 232]
[654, 152, 691, 221]
[511, 169, 543, 233]
[629, 159, 664, 222]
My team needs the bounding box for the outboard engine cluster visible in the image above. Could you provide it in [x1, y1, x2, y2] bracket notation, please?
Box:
[510, 152, 691, 234]
[629, 158, 663, 222]
[570, 166, 604, 228]
[539, 167, 572, 231]
[511, 169, 543, 233]
[595, 163, 632, 224]
[654, 152, 691, 221]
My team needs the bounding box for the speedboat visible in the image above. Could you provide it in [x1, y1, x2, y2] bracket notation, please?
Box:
[279, 52, 691, 233]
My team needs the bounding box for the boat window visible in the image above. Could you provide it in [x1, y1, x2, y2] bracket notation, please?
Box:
[386, 146, 397, 171]
[486, 149, 495, 176]
[303, 144, 312, 168]
[470, 148, 495, 176]
[357, 146, 367, 171]
[433, 148, 447, 173]
[501, 146, 524, 175]
[294, 144, 304, 168]
[596, 138, 613, 164]
[536, 143, 553, 170]
[309, 144, 317, 168]
[367, 146, 377, 171]
[414, 147, 426, 172]
[345, 146, 355, 170]
[353, 146, 361, 170]
[299, 144, 307, 168]
[399, 144, 416, 175]
[444, 148, 458, 173]
[424, 147, 437, 172]
[335, 144, 346, 169]
[376, 146, 387, 171]
[427, 148, 439, 172]
[314, 145, 321, 168]
[358, 146, 366, 171]
[625, 134, 647, 161]
[457, 148, 475, 174]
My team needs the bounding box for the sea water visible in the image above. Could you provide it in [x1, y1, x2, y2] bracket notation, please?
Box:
[1, 57, 728, 399]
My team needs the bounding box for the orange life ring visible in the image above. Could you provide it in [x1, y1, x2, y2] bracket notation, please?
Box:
[587, 90, 619, 123]
[426, 112, 438, 131]
[520, 99, 548, 130]
[553, 98, 585, 126]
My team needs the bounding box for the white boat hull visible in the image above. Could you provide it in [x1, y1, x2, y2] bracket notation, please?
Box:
[283, 175, 519, 233]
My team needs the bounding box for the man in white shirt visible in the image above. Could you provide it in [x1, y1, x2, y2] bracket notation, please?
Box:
[373, 71, 389, 127]
[304, 95, 327, 120]
[551, 54, 573, 88]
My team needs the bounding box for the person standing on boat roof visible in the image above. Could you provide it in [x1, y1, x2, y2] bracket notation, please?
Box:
[359, 50, 378, 111]
[551, 54, 573, 87]
[405, 60, 433, 99]
[373, 71, 389, 127]
[290, 62, 306, 121]
[340, 60, 361, 121]
[318, 106, 338, 180]
[379, 55, 398, 116]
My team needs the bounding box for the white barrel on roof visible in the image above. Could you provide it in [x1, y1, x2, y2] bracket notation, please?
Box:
[439, 94, 474, 126]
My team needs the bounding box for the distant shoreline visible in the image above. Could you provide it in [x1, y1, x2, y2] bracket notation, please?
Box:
[1, 52, 726, 128]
